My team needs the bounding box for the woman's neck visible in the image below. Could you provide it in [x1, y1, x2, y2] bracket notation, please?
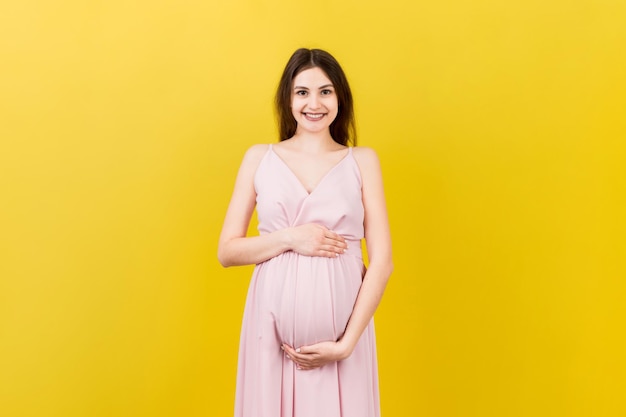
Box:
[288, 132, 342, 153]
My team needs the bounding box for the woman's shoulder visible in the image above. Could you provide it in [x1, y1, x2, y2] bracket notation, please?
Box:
[236, 144, 272, 175]
[244, 143, 271, 157]
[351, 146, 381, 168]
[241, 143, 271, 162]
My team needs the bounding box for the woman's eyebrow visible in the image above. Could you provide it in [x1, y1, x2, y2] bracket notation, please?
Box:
[293, 84, 334, 90]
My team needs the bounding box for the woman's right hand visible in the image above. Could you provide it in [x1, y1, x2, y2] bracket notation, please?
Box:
[285, 224, 347, 258]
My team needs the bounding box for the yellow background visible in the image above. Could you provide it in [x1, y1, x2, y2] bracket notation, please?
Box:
[1, 1, 624, 416]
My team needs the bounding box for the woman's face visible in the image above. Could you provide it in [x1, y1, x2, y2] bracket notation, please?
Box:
[291, 67, 339, 135]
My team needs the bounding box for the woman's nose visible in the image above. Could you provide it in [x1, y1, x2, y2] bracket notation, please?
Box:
[308, 94, 321, 108]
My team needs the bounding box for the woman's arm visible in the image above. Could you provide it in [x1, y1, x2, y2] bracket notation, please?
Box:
[339, 146, 393, 351]
[283, 147, 393, 368]
[218, 145, 348, 268]
[218, 144, 283, 267]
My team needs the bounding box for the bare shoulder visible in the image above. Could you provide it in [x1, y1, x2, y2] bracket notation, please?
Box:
[351, 146, 381, 171]
[239, 143, 270, 170]
[244, 143, 270, 160]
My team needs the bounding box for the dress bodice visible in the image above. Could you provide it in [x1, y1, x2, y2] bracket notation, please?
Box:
[254, 145, 365, 242]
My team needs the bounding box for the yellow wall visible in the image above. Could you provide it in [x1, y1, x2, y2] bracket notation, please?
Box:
[1, 1, 624, 416]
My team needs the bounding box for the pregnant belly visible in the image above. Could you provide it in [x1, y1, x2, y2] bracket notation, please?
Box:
[253, 251, 364, 348]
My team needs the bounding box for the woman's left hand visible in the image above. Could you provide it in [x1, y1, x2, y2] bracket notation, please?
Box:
[281, 341, 352, 370]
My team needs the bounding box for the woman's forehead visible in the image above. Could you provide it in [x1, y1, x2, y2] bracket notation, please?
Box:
[293, 67, 332, 87]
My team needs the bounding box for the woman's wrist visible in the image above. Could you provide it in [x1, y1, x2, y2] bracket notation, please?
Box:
[336, 338, 356, 360]
[276, 227, 294, 252]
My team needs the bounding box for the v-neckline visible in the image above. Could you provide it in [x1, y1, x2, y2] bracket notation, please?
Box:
[270, 145, 351, 196]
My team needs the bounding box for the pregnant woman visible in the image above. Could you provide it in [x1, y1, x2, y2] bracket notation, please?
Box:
[218, 48, 393, 417]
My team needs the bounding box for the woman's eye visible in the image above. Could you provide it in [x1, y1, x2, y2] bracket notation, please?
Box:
[321, 89, 333, 95]
[295, 90, 307, 96]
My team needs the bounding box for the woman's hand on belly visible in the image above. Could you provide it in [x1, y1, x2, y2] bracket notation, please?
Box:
[281, 340, 352, 370]
[285, 224, 348, 258]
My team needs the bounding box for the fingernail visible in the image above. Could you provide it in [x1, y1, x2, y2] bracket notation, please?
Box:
[295, 348, 301, 353]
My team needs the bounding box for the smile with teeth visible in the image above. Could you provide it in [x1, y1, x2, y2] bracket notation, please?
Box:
[304, 113, 326, 121]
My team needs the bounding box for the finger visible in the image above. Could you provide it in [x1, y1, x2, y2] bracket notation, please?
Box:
[323, 239, 347, 250]
[323, 228, 343, 239]
[322, 241, 346, 250]
[295, 357, 323, 370]
[283, 345, 312, 364]
[296, 346, 314, 355]
[317, 249, 340, 258]
[287, 350, 309, 362]
[282, 344, 298, 359]
[323, 235, 343, 244]
[325, 238, 348, 251]
[292, 346, 308, 358]
[333, 242, 348, 252]
[320, 246, 346, 256]
[332, 230, 346, 240]
[294, 354, 322, 368]
[286, 349, 315, 364]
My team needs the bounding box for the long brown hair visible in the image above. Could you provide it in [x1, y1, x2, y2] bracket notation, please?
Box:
[275, 48, 356, 146]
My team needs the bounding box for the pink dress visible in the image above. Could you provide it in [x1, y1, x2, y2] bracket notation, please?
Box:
[234, 145, 380, 417]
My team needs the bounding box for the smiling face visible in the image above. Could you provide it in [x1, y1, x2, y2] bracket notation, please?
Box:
[291, 67, 339, 136]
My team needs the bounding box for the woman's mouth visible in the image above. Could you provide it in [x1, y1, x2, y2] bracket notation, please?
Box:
[304, 113, 325, 121]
